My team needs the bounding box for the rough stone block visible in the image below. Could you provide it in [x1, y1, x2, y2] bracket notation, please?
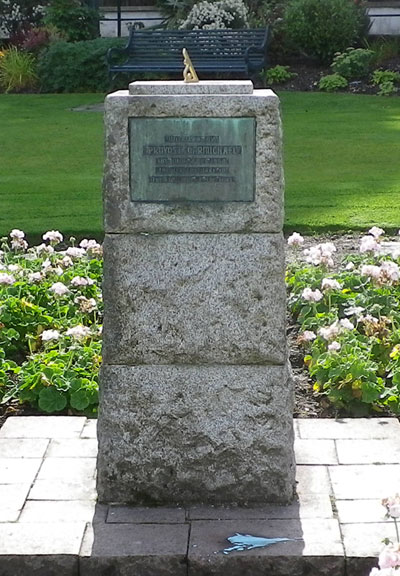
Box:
[107, 506, 186, 524]
[0, 556, 78, 576]
[97, 364, 295, 505]
[102, 233, 286, 366]
[103, 87, 284, 234]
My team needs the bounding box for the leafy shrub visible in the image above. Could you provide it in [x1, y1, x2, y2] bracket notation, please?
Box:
[287, 228, 400, 416]
[0, 229, 102, 415]
[0, 0, 47, 37]
[366, 36, 400, 68]
[179, 0, 249, 29]
[377, 81, 397, 97]
[263, 64, 296, 85]
[372, 69, 400, 86]
[331, 47, 374, 80]
[38, 37, 125, 93]
[0, 47, 38, 92]
[318, 73, 348, 92]
[284, 0, 369, 64]
[44, 0, 100, 42]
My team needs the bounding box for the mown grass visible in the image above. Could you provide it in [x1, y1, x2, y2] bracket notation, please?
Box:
[1, 92, 400, 239]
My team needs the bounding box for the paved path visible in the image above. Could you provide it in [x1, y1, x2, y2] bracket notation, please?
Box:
[0, 416, 399, 575]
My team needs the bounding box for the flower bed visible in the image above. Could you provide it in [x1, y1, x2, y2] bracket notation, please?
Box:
[287, 227, 400, 416]
[0, 229, 102, 415]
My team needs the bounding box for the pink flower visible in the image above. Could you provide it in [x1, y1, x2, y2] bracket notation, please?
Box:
[321, 278, 341, 291]
[43, 230, 63, 245]
[301, 287, 323, 302]
[319, 321, 340, 341]
[328, 341, 341, 352]
[36, 243, 54, 255]
[49, 282, 69, 297]
[369, 226, 385, 239]
[66, 325, 91, 339]
[65, 247, 85, 258]
[346, 261, 355, 271]
[361, 265, 381, 279]
[10, 229, 25, 240]
[340, 318, 354, 330]
[383, 495, 400, 518]
[71, 276, 94, 287]
[287, 232, 304, 247]
[28, 271, 43, 283]
[379, 544, 400, 569]
[303, 330, 316, 341]
[0, 273, 15, 285]
[360, 235, 380, 254]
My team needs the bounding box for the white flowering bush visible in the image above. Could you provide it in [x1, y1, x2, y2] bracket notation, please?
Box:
[287, 227, 400, 415]
[0, 0, 46, 36]
[0, 229, 102, 415]
[180, 0, 249, 30]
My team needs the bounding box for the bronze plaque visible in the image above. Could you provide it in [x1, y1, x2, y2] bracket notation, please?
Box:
[129, 117, 255, 203]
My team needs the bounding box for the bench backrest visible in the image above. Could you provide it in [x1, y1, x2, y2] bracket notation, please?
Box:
[126, 28, 268, 62]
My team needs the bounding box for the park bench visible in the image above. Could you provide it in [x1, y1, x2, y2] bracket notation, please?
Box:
[107, 28, 269, 81]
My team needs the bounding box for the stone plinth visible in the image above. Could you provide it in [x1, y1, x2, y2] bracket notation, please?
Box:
[97, 80, 295, 505]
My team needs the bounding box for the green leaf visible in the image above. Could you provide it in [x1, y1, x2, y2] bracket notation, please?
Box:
[38, 387, 67, 413]
[70, 389, 90, 411]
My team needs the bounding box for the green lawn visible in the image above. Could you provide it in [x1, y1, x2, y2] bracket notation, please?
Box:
[1, 92, 400, 239]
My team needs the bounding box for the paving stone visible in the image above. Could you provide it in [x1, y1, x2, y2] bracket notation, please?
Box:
[107, 506, 186, 524]
[295, 466, 331, 495]
[188, 519, 344, 576]
[294, 439, 338, 465]
[336, 439, 400, 464]
[80, 420, 97, 439]
[293, 420, 300, 439]
[0, 556, 78, 576]
[19, 500, 96, 523]
[336, 500, 388, 524]
[0, 458, 42, 484]
[188, 495, 333, 521]
[329, 465, 400, 499]
[80, 522, 189, 576]
[47, 439, 98, 458]
[0, 484, 31, 522]
[0, 416, 86, 439]
[0, 438, 49, 459]
[297, 418, 400, 439]
[36, 458, 96, 481]
[0, 522, 87, 554]
[342, 522, 398, 558]
[28, 478, 97, 501]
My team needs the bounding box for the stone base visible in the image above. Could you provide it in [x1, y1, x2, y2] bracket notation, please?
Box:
[97, 364, 295, 505]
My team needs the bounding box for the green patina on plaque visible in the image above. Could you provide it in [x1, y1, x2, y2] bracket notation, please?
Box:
[129, 117, 255, 203]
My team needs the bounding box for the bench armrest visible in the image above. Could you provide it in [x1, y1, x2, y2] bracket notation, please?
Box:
[107, 45, 129, 65]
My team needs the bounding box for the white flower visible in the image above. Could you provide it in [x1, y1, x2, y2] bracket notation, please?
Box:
[36, 243, 54, 255]
[382, 495, 400, 519]
[340, 318, 354, 330]
[328, 341, 341, 352]
[11, 238, 28, 251]
[43, 230, 63, 244]
[10, 229, 25, 239]
[360, 235, 380, 254]
[54, 266, 63, 277]
[42, 258, 52, 271]
[319, 321, 340, 341]
[301, 287, 323, 302]
[0, 273, 15, 285]
[345, 261, 355, 271]
[28, 271, 43, 283]
[61, 255, 73, 268]
[381, 261, 399, 284]
[302, 330, 316, 341]
[361, 264, 381, 279]
[321, 278, 341, 291]
[304, 243, 335, 268]
[7, 264, 20, 273]
[368, 226, 385, 238]
[65, 247, 85, 258]
[71, 276, 94, 287]
[79, 239, 101, 250]
[75, 296, 97, 313]
[49, 282, 69, 296]
[287, 232, 304, 247]
[320, 242, 337, 257]
[41, 329, 61, 342]
[344, 306, 364, 318]
[66, 324, 91, 339]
